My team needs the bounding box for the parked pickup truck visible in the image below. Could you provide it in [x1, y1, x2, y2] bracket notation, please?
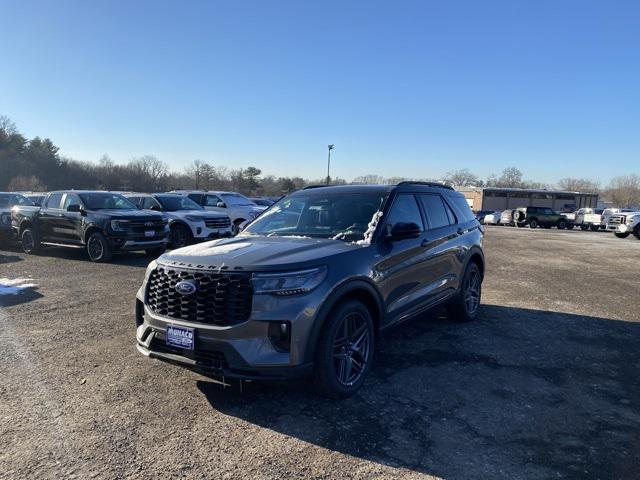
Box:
[574, 208, 604, 231]
[606, 211, 640, 239]
[12, 190, 169, 262]
[1, 192, 34, 244]
[513, 206, 568, 229]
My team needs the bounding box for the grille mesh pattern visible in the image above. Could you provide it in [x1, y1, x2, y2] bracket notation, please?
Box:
[147, 266, 252, 325]
[205, 217, 231, 228]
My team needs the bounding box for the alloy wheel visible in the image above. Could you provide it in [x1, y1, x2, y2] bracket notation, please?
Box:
[332, 312, 371, 386]
[464, 268, 481, 315]
[88, 236, 104, 260]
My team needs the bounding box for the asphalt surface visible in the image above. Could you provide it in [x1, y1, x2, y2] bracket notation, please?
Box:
[1, 227, 639, 479]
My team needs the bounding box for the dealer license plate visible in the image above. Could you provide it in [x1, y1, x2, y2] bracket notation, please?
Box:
[166, 325, 194, 350]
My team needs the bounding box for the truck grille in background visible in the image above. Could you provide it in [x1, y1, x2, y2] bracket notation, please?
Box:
[146, 266, 253, 325]
[127, 219, 166, 229]
[609, 215, 625, 225]
[204, 217, 231, 229]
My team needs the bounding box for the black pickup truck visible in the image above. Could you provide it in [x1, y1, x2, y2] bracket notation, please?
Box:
[12, 191, 169, 262]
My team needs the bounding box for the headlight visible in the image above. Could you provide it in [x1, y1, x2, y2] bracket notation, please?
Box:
[252, 267, 327, 296]
[110, 220, 127, 231]
[144, 260, 157, 280]
[185, 215, 205, 222]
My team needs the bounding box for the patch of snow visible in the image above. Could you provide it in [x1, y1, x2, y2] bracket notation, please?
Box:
[0, 278, 38, 296]
[355, 211, 383, 245]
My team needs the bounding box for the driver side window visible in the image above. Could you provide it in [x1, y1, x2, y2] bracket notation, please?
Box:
[142, 197, 160, 210]
[205, 195, 223, 207]
[62, 193, 81, 209]
[386, 194, 424, 231]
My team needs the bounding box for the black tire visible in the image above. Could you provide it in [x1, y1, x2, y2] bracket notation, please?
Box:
[447, 262, 482, 323]
[634, 226, 640, 240]
[580, 225, 589, 231]
[557, 220, 567, 230]
[589, 225, 600, 232]
[567, 224, 575, 230]
[615, 232, 630, 239]
[169, 223, 192, 249]
[529, 218, 538, 229]
[86, 231, 112, 262]
[313, 299, 375, 399]
[21, 227, 41, 254]
[146, 246, 166, 257]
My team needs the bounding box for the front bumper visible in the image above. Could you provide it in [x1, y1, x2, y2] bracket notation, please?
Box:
[189, 223, 234, 240]
[108, 233, 168, 251]
[606, 224, 629, 233]
[134, 281, 326, 380]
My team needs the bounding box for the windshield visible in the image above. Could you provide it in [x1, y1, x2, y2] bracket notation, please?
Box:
[78, 193, 137, 210]
[220, 193, 255, 206]
[251, 198, 273, 207]
[0, 193, 33, 208]
[243, 192, 387, 240]
[156, 195, 203, 211]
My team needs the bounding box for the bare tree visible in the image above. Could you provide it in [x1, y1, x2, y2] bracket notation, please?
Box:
[605, 174, 640, 208]
[352, 174, 386, 185]
[7, 175, 46, 191]
[557, 177, 600, 193]
[444, 169, 481, 187]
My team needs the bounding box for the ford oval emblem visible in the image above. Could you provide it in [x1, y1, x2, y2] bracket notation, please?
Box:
[175, 280, 197, 295]
[145, 221, 154, 227]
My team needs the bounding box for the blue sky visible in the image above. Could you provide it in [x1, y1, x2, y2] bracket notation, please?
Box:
[1, 0, 638, 183]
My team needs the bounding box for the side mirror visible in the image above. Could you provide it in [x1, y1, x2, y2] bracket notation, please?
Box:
[66, 204, 81, 213]
[387, 222, 421, 240]
[150, 205, 161, 211]
[216, 202, 227, 208]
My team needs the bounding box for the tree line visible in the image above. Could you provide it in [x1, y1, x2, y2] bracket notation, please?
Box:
[1, 115, 639, 207]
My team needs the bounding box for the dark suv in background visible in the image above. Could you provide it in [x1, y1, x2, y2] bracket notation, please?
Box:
[12, 191, 168, 262]
[136, 182, 485, 397]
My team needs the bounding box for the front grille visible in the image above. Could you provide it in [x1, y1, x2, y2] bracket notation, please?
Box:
[609, 215, 624, 225]
[149, 335, 228, 371]
[127, 219, 166, 229]
[205, 217, 231, 229]
[146, 266, 253, 326]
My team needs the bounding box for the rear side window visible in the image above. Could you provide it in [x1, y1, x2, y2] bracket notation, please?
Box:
[141, 197, 159, 210]
[46, 193, 64, 209]
[419, 194, 451, 229]
[205, 194, 223, 207]
[448, 195, 475, 222]
[386, 194, 424, 230]
[187, 193, 203, 205]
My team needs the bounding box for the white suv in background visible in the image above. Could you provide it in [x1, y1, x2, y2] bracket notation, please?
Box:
[125, 193, 233, 248]
[172, 190, 266, 233]
[605, 210, 640, 239]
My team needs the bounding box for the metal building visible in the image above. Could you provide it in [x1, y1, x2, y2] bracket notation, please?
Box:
[457, 187, 598, 213]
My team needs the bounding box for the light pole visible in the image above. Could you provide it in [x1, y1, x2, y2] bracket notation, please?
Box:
[326, 144, 334, 185]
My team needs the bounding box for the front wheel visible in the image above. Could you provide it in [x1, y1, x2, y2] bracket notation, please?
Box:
[86, 231, 112, 262]
[615, 232, 630, 239]
[580, 225, 589, 231]
[21, 228, 41, 254]
[447, 263, 482, 322]
[529, 218, 538, 228]
[567, 224, 575, 230]
[169, 224, 192, 249]
[590, 225, 600, 232]
[557, 220, 567, 230]
[313, 300, 375, 399]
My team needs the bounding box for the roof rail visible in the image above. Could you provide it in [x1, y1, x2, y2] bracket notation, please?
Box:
[396, 181, 454, 190]
[302, 185, 329, 190]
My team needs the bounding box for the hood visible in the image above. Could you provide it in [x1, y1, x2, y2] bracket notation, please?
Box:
[168, 210, 228, 219]
[157, 235, 363, 271]
[90, 209, 164, 220]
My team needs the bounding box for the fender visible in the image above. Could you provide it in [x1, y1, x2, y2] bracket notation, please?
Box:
[462, 245, 485, 279]
[302, 277, 384, 364]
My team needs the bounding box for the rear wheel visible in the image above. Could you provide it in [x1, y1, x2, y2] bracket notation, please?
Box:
[614, 232, 629, 239]
[21, 227, 41, 254]
[447, 263, 482, 323]
[580, 225, 589, 231]
[169, 223, 192, 249]
[313, 299, 375, 399]
[86, 231, 112, 262]
[567, 224, 575, 230]
[529, 218, 538, 228]
[590, 225, 600, 232]
[557, 220, 567, 229]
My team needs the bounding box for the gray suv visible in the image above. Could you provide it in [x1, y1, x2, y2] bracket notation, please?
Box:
[135, 182, 485, 397]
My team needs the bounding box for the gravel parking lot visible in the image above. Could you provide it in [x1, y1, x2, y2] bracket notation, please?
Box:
[1, 227, 639, 480]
